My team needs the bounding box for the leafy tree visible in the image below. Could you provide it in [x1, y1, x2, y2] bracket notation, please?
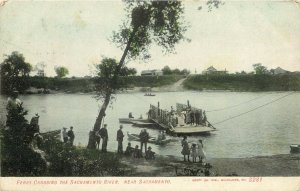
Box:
[253, 63, 268, 75]
[55, 66, 69, 78]
[0, 51, 32, 94]
[173, 68, 181, 75]
[162, 65, 172, 75]
[88, 1, 222, 148]
[1, 95, 47, 176]
[180, 69, 190, 75]
[87, 1, 187, 149]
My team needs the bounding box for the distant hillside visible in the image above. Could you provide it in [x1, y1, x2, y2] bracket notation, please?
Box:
[183, 74, 300, 91]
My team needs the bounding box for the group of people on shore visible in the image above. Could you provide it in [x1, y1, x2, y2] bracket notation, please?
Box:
[62, 126, 75, 146]
[124, 129, 155, 160]
[181, 136, 206, 163]
[64, 125, 155, 160]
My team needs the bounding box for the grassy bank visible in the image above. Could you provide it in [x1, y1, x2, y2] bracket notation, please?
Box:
[183, 74, 300, 91]
[25, 75, 184, 93]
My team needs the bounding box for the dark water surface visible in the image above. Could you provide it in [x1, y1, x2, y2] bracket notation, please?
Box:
[1, 91, 299, 159]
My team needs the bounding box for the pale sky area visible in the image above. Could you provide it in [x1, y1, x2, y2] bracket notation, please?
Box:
[1, 0, 300, 77]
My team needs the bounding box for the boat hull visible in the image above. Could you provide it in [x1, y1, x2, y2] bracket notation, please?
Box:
[290, 145, 300, 153]
[119, 118, 150, 124]
[127, 132, 171, 145]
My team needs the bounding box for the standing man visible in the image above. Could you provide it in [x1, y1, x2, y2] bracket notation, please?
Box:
[99, 124, 108, 152]
[67, 126, 75, 146]
[62, 127, 68, 143]
[116, 125, 124, 154]
[139, 129, 149, 153]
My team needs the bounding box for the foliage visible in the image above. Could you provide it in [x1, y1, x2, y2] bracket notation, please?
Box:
[253, 63, 268, 75]
[183, 73, 300, 91]
[0, 51, 32, 94]
[55, 66, 69, 78]
[1, 100, 47, 176]
[42, 140, 126, 176]
[162, 65, 190, 75]
[162, 65, 172, 75]
[112, 1, 187, 60]
[94, 58, 138, 98]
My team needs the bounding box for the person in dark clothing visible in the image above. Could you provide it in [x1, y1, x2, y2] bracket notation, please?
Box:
[195, 110, 200, 126]
[67, 126, 75, 146]
[190, 110, 195, 125]
[94, 130, 101, 149]
[139, 129, 149, 153]
[145, 146, 155, 160]
[133, 145, 142, 158]
[124, 142, 134, 156]
[116, 125, 124, 154]
[99, 124, 108, 152]
[62, 127, 68, 143]
[128, 112, 134, 118]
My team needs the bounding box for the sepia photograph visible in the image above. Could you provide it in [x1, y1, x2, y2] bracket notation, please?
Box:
[0, 0, 300, 190]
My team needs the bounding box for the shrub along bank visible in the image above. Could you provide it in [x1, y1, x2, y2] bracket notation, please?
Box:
[183, 74, 300, 91]
[21, 75, 184, 94]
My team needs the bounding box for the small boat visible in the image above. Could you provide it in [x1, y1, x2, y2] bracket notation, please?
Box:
[127, 132, 172, 145]
[144, 93, 155, 96]
[119, 118, 150, 124]
[290, 144, 300, 153]
[40, 129, 61, 140]
[132, 121, 156, 128]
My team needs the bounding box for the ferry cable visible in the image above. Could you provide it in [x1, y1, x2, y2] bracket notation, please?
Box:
[206, 93, 273, 112]
[211, 91, 295, 126]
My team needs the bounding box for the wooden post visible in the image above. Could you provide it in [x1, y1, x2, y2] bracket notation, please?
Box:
[187, 100, 190, 107]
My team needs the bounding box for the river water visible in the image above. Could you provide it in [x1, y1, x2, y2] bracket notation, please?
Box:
[1, 91, 299, 159]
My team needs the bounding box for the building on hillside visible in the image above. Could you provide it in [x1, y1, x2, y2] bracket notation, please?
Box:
[271, 67, 289, 75]
[37, 70, 45, 77]
[202, 66, 228, 75]
[141, 70, 163, 76]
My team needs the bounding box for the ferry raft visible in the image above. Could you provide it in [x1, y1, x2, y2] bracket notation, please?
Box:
[119, 101, 216, 136]
[148, 102, 216, 136]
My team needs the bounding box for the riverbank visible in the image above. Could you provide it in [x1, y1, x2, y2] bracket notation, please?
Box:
[183, 74, 300, 91]
[121, 153, 300, 176]
[4, 75, 185, 95]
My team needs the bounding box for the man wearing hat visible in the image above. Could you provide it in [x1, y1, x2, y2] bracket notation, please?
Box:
[145, 146, 155, 160]
[99, 124, 108, 152]
[7, 90, 22, 110]
[62, 127, 68, 143]
[116, 125, 124, 154]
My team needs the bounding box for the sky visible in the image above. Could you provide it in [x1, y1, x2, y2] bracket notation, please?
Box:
[1, 0, 300, 77]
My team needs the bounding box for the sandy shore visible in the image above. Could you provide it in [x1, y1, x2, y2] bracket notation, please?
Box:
[120, 154, 300, 177]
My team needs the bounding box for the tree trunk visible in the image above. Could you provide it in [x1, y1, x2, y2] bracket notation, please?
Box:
[87, 28, 137, 149]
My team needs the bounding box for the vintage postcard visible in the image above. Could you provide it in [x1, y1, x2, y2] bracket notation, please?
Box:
[0, 0, 300, 191]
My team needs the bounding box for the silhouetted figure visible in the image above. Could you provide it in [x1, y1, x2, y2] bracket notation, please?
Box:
[145, 146, 155, 160]
[62, 127, 68, 143]
[124, 142, 134, 156]
[181, 136, 190, 162]
[99, 124, 108, 152]
[128, 112, 134, 118]
[133, 145, 142, 158]
[139, 129, 149, 153]
[116, 125, 124, 154]
[67, 126, 75, 146]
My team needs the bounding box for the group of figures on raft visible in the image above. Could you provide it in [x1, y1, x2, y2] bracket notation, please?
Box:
[148, 103, 209, 129]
